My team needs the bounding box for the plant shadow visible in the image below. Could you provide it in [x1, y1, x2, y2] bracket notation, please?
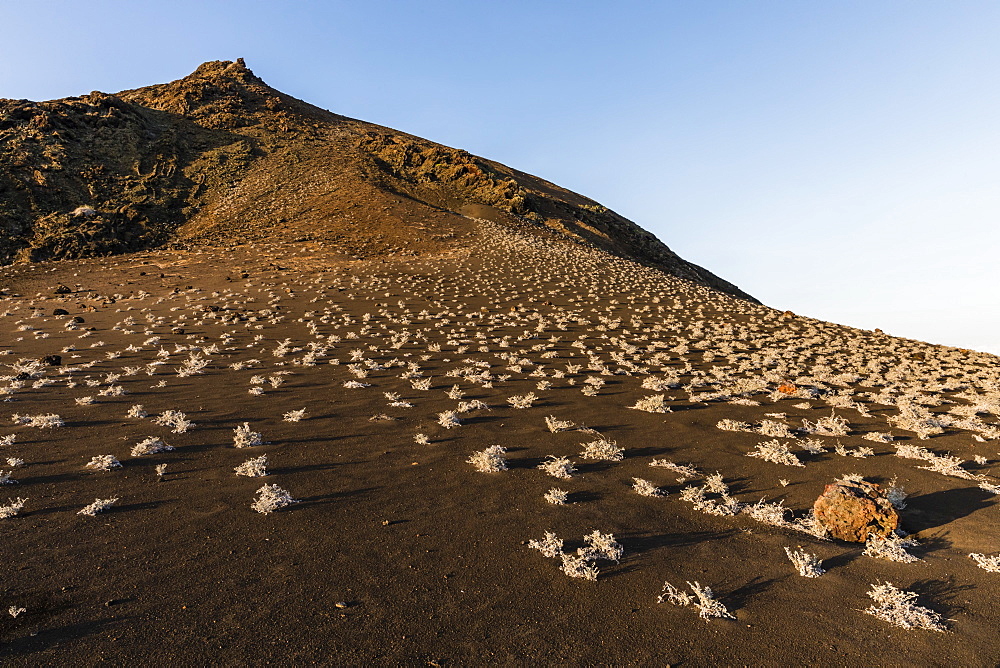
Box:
[23, 472, 83, 485]
[567, 490, 602, 504]
[0, 616, 123, 658]
[723, 576, 784, 611]
[622, 528, 736, 554]
[907, 575, 975, 617]
[628, 445, 672, 458]
[291, 486, 378, 509]
[913, 531, 952, 554]
[114, 500, 163, 514]
[575, 461, 619, 474]
[273, 462, 340, 475]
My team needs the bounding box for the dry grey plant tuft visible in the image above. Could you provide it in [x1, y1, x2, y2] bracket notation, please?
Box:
[537, 455, 575, 479]
[85, 454, 121, 471]
[864, 582, 947, 632]
[528, 529, 622, 581]
[0, 497, 27, 519]
[131, 437, 173, 457]
[233, 423, 263, 448]
[580, 438, 624, 461]
[251, 484, 298, 514]
[78, 497, 119, 516]
[783, 547, 825, 577]
[153, 410, 193, 433]
[863, 534, 920, 563]
[528, 531, 564, 558]
[969, 553, 1000, 572]
[629, 394, 671, 413]
[747, 439, 803, 467]
[468, 445, 507, 473]
[437, 411, 462, 429]
[235, 455, 268, 477]
[632, 477, 664, 497]
[544, 488, 569, 504]
[545, 416, 575, 432]
[658, 581, 735, 621]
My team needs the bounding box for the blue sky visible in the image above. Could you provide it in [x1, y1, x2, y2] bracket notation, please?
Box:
[3, 1, 998, 353]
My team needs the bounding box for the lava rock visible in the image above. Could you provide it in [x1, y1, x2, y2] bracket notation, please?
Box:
[41, 354, 61, 366]
[813, 479, 898, 542]
[53, 308, 69, 316]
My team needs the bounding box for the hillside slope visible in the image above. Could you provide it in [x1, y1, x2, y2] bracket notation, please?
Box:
[0, 227, 998, 664]
[0, 59, 753, 300]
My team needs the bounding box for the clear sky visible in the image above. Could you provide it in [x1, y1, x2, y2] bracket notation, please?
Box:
[2, 1, 998, 353]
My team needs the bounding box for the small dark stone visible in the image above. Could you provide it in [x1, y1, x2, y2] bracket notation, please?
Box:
[72, 316, 85, 323]
[53, 308, 69, 316]
[54, 284, 72, 294]
[41, 354, 61, 366]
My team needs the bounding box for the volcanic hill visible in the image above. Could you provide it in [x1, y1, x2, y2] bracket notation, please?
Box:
[0, 59, 750, 300]
[1, 61, 1000, 666]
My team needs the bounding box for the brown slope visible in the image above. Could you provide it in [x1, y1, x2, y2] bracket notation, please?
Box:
[0, 234, 998, 665]
[0, 59, 754, 300]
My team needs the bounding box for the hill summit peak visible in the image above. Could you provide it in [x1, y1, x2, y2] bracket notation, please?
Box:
[176, 58, 267, 89]
[191, 57, 252, 77]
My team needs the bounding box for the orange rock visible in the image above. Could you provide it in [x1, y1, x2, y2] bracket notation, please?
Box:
[813, 480, 898, 542]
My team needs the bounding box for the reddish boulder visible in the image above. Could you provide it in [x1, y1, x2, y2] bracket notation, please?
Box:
[813, 480, 899, 542]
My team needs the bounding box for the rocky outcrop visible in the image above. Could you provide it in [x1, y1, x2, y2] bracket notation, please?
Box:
[359, 132, 530, 215]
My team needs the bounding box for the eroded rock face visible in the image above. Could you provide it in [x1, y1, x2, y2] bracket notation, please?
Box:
[813, 480, 899, 542]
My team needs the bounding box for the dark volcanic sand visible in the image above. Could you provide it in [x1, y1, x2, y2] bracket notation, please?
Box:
[1, 225, 998, 665]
